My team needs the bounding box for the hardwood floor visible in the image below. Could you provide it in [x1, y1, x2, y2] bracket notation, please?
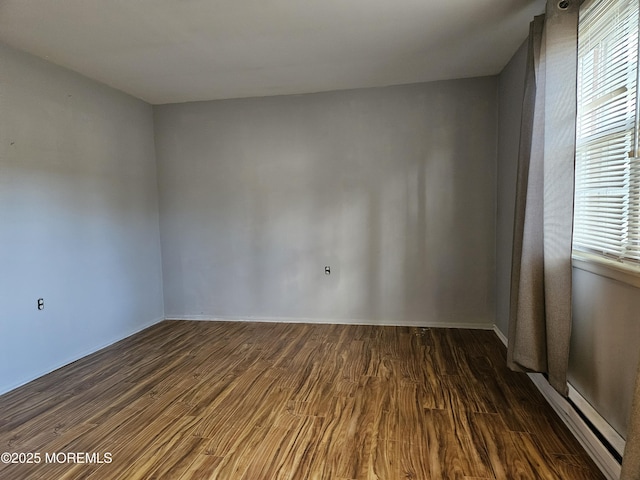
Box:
[0, 320, 605, 479]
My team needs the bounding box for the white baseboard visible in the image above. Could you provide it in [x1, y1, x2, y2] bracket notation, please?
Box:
[165, 314, 495, 330]
[492, 325, 622, 480]
[493, 324, 509, 347]
[0, 315, 165, 396]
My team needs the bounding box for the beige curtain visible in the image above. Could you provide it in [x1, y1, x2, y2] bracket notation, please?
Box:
[508, 0, 578, 396]
[621, 360, 640, 479]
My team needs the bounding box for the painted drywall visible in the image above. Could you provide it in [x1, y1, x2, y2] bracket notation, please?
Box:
[154, 79, 498, 326]
[569, 269, 640, 438]
[0, 42, 164, 394]
[496, 41, 527, 335]
[495, 37, 639, 440]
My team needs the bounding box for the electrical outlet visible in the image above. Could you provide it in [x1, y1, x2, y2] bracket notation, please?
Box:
[37, 298, 44, 310]
[325, 266, 331, 275]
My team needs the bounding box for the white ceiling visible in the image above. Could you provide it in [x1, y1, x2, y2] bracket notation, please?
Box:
[0, 0, 545, 105]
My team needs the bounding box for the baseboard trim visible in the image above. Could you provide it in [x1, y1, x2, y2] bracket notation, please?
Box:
[165, 315, 495, 330]
[493, 324, 509, 347]
[0, 315, 165, 397]
[492, 325, 622, 480]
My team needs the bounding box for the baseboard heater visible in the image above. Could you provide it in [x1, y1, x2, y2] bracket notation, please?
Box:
[527, 373, 623, 480]
[493, 326, 623, 480]
[567, 395, 622, 463]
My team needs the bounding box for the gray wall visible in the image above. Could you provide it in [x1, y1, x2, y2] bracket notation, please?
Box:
[154, 79, 498, 326]
[569, 270, 640, 438]
[496, 41, 527, 335]
[496, 40, 639, 439]
[0, 42, 164, 394]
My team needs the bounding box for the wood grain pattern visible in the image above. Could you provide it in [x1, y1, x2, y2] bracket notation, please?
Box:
[0, 321, 605, 479]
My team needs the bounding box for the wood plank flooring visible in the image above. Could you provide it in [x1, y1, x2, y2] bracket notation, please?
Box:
[0, 320, 605, 479]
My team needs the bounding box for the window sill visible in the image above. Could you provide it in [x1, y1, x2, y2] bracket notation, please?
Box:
[572, 251, 640, 289]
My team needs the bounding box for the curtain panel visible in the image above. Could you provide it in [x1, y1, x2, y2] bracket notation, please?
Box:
[507, 0, 578, 396]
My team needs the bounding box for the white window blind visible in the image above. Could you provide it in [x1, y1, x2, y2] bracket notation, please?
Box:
[574, 0, 640, 264]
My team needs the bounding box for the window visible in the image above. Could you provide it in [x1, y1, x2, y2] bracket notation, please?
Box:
[574, 0, 640, 265]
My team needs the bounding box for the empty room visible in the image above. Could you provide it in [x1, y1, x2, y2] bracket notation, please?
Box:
[1, 0, 639, 479]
